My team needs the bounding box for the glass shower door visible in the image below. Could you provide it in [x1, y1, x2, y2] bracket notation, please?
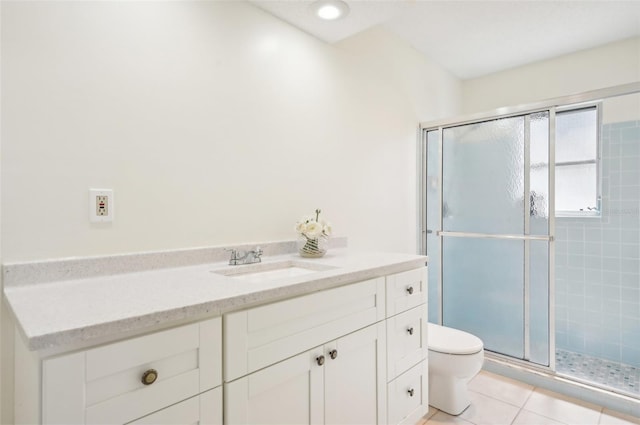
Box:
[429, 113, 552, 366]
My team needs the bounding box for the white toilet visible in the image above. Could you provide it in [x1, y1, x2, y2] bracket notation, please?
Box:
[427, 323, 484, 415]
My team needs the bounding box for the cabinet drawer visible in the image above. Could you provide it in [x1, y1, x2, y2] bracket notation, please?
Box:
[387, 360, 428, 425]
[224, 277, 386, 381]
[387, 305, 427, 380]
[42, 317, 221, 424]
[128, 387, 222, 425]
[386, 268, 427, 317]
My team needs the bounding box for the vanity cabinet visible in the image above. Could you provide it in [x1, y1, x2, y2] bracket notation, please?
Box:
[14, 264, 427, 425]
[37, 318, 222, 425]
[225, 322, 386, 425]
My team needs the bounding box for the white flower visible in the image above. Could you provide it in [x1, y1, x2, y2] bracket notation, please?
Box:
[304, 221, 323, 238]
[295, 221, 307, 234]
[296, 209, 331, 239]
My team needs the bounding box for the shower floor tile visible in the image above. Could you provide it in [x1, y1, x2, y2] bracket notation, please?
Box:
[556, 349, 640, 396]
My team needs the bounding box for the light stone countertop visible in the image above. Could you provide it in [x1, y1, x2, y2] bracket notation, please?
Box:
[3, 247, 427, 352]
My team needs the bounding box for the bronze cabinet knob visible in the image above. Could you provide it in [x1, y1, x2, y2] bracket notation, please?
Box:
[316, 355, 325, 366]
[141, 369, 158, 386]
[406, 286, 414, 295]
[329, 349, 338, 360]
[407, 388, 415, 397]
[407, 327, 414, 335]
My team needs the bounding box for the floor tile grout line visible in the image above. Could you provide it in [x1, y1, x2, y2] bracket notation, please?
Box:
[507, 386, 539, 425]
[522, 382, 607, 425]
[468, 385, 535, 410]
[522, 384, 536, 407]
[472, 379, 607, 425]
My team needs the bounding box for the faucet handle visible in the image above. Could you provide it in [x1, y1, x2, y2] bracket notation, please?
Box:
[225, 248, 240, 265]
[253, 246, 263, 263]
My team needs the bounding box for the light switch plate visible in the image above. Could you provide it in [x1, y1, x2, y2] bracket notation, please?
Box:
[89, 189, 114, 223]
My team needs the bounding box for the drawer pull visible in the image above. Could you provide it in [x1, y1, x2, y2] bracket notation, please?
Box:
[407, 327, 414, 335]
[141, 369, 158, 386]
[316, 355, 325, 366]
[407, 388, 415, 397]
[406, 286, 414, 295]
[329, 349, 338, 360]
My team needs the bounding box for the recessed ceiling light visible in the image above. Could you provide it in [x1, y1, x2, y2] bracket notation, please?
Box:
[310, 0, 350, 21]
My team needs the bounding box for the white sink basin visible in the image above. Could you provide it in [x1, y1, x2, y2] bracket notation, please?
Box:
[212, 260, 335, 283]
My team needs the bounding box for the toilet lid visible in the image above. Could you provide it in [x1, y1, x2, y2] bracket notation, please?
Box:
[428, 323, 484, 355]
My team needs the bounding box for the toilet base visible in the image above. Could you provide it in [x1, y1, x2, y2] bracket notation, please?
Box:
[428, 372, 471, 416]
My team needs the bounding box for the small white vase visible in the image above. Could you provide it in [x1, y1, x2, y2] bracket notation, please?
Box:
[297, 234, 329, 258]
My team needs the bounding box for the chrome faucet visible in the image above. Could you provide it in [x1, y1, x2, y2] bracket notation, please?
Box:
[227, 246, 263, 265]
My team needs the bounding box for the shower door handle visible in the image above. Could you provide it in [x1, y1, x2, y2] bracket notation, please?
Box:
[437, 231, 553, 241]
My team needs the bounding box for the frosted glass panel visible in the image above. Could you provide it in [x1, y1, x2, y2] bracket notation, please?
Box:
[443, 238, 524, 359]
[442, 117, 525, 234]
[556, 108, 597, 163]
[556, 163, 597, 211]
[530, 112, 550, 166]
[524, 112, 552, 365]
[530, 112, 550, 235]
[426, 130, 440, 324]
[530, 240, 550, 365]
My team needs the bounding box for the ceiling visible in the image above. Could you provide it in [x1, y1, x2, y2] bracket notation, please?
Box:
[249, 0, 640, 79]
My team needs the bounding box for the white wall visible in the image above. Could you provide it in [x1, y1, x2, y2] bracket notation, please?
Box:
[336, 27, 461, 123]
[1, 1, 460, 263]
[462, 37, 640, 114]
[0, 2, 461, 421]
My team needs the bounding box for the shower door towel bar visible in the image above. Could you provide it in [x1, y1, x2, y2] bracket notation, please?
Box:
[436, 231, 553, 242]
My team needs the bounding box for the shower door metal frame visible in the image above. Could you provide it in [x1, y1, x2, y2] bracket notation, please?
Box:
[418, 81, 640, 373]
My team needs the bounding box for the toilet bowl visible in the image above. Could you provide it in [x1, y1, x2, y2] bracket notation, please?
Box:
[427, 323, 484, 415]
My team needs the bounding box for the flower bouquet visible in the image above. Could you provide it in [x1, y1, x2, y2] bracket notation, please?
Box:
[295, 208, 332, 258]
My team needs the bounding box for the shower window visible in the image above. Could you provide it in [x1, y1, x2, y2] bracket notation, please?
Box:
[555, 105, 601, 216]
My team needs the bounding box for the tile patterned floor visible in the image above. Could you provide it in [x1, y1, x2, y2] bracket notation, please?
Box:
[556, 349, 640, 397]
[418, 371, 640, 425]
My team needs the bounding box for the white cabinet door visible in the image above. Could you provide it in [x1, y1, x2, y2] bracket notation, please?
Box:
[225, 323, 387, 425]
[324, 322, 387, 425]
[128, 387, 222, 425]
[224, 348, 324, 425]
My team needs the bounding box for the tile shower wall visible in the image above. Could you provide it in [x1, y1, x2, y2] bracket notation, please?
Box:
[555, 120, 640, 368]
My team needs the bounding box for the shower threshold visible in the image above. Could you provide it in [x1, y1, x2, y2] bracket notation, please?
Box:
[556, 349, 639, 398]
